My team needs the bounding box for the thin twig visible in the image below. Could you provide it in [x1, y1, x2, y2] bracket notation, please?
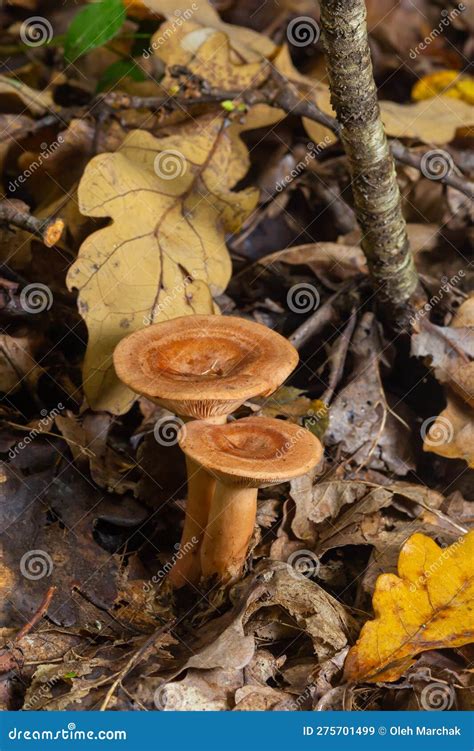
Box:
[0, 201, 64, 247]
[391, 140, 474, 200]
[99, 619, 175, 711]
[15, 586, 57, 642]
[289, 281, 354, 349]
[99, 78, 473, 198]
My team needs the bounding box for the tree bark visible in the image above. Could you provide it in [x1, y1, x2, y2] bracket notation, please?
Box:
[319, 0, 420, 326]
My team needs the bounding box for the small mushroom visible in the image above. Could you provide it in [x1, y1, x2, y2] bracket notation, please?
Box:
[113, 315, 299, 587]
[179, 416, 323, 583]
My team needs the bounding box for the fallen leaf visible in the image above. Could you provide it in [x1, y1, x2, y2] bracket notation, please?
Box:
[0, 333, 43, 393]
[68, 114, 259, 413]
[344, 531, 474, 683]
[244, 563, 357, 660]
[153, 20, 280, 132]
[157, 26, 268, 91]
[0, 75, 56, 115]
[254, 386, 329, 439]
[412, 71, 474, 105]
[325, 313, 415, 474]
[151, 667, 243, 711]
[423, 391, 474, 468]
[144, 0, 275, 61]
[259, 242, 368, 283]
[378, 97, 474, 144]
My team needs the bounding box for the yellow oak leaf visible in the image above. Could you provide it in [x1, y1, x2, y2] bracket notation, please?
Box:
[153, 22, 280, 132]
[67, 114, 258, 414]
[157, 27, 269, 92]
[344, 531, 474, 683]
[412, 70, 474, 105]
[143, 0, 275, 61]
[378, 97, 474, 144]
[273, 48, 473, 147]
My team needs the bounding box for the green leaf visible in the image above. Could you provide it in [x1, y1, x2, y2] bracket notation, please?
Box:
[96, 59, 146, 92]
[64, 0, 126, 63]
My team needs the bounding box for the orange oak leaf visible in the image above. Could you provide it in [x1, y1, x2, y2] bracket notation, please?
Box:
[344, 531, 474, 683]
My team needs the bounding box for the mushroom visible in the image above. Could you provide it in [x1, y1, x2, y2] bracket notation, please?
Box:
[178, 416, 323, 583]
[113, 315, 299, 587]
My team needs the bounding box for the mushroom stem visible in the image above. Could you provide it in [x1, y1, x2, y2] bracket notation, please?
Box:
[167, 456, 217, 587]
[200, 483, 257, 582]
[168, 414, 227, 588]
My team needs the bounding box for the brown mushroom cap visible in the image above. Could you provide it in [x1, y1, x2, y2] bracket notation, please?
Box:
[179, 416, 323, 486]
[113, 315, 299, 419]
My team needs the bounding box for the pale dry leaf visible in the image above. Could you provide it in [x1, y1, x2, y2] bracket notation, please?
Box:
[152, 667, 243, 711]
[0, 75, 56, 116]
[423, 391, 474, 468]
[154, 22, 280, 132]
[143, 0, 275, 61]
[157, 26, 268, 90]
[68, 115, 259, 413]
[378, 97, 474, 144]
[233, 684, 297, 711]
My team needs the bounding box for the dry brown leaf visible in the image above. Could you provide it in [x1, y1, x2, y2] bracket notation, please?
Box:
[0, 75, 56, 116]
[68, 115, 259, 413]
[0, 333, 43, 393]
[259, 242, 367, 283]
[344, 531, 474, 683]
[244, 563, 357, 660]
[423, 391, 474, 468]
[290, 478, 447, 547]
[325, 313, 415, 474]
